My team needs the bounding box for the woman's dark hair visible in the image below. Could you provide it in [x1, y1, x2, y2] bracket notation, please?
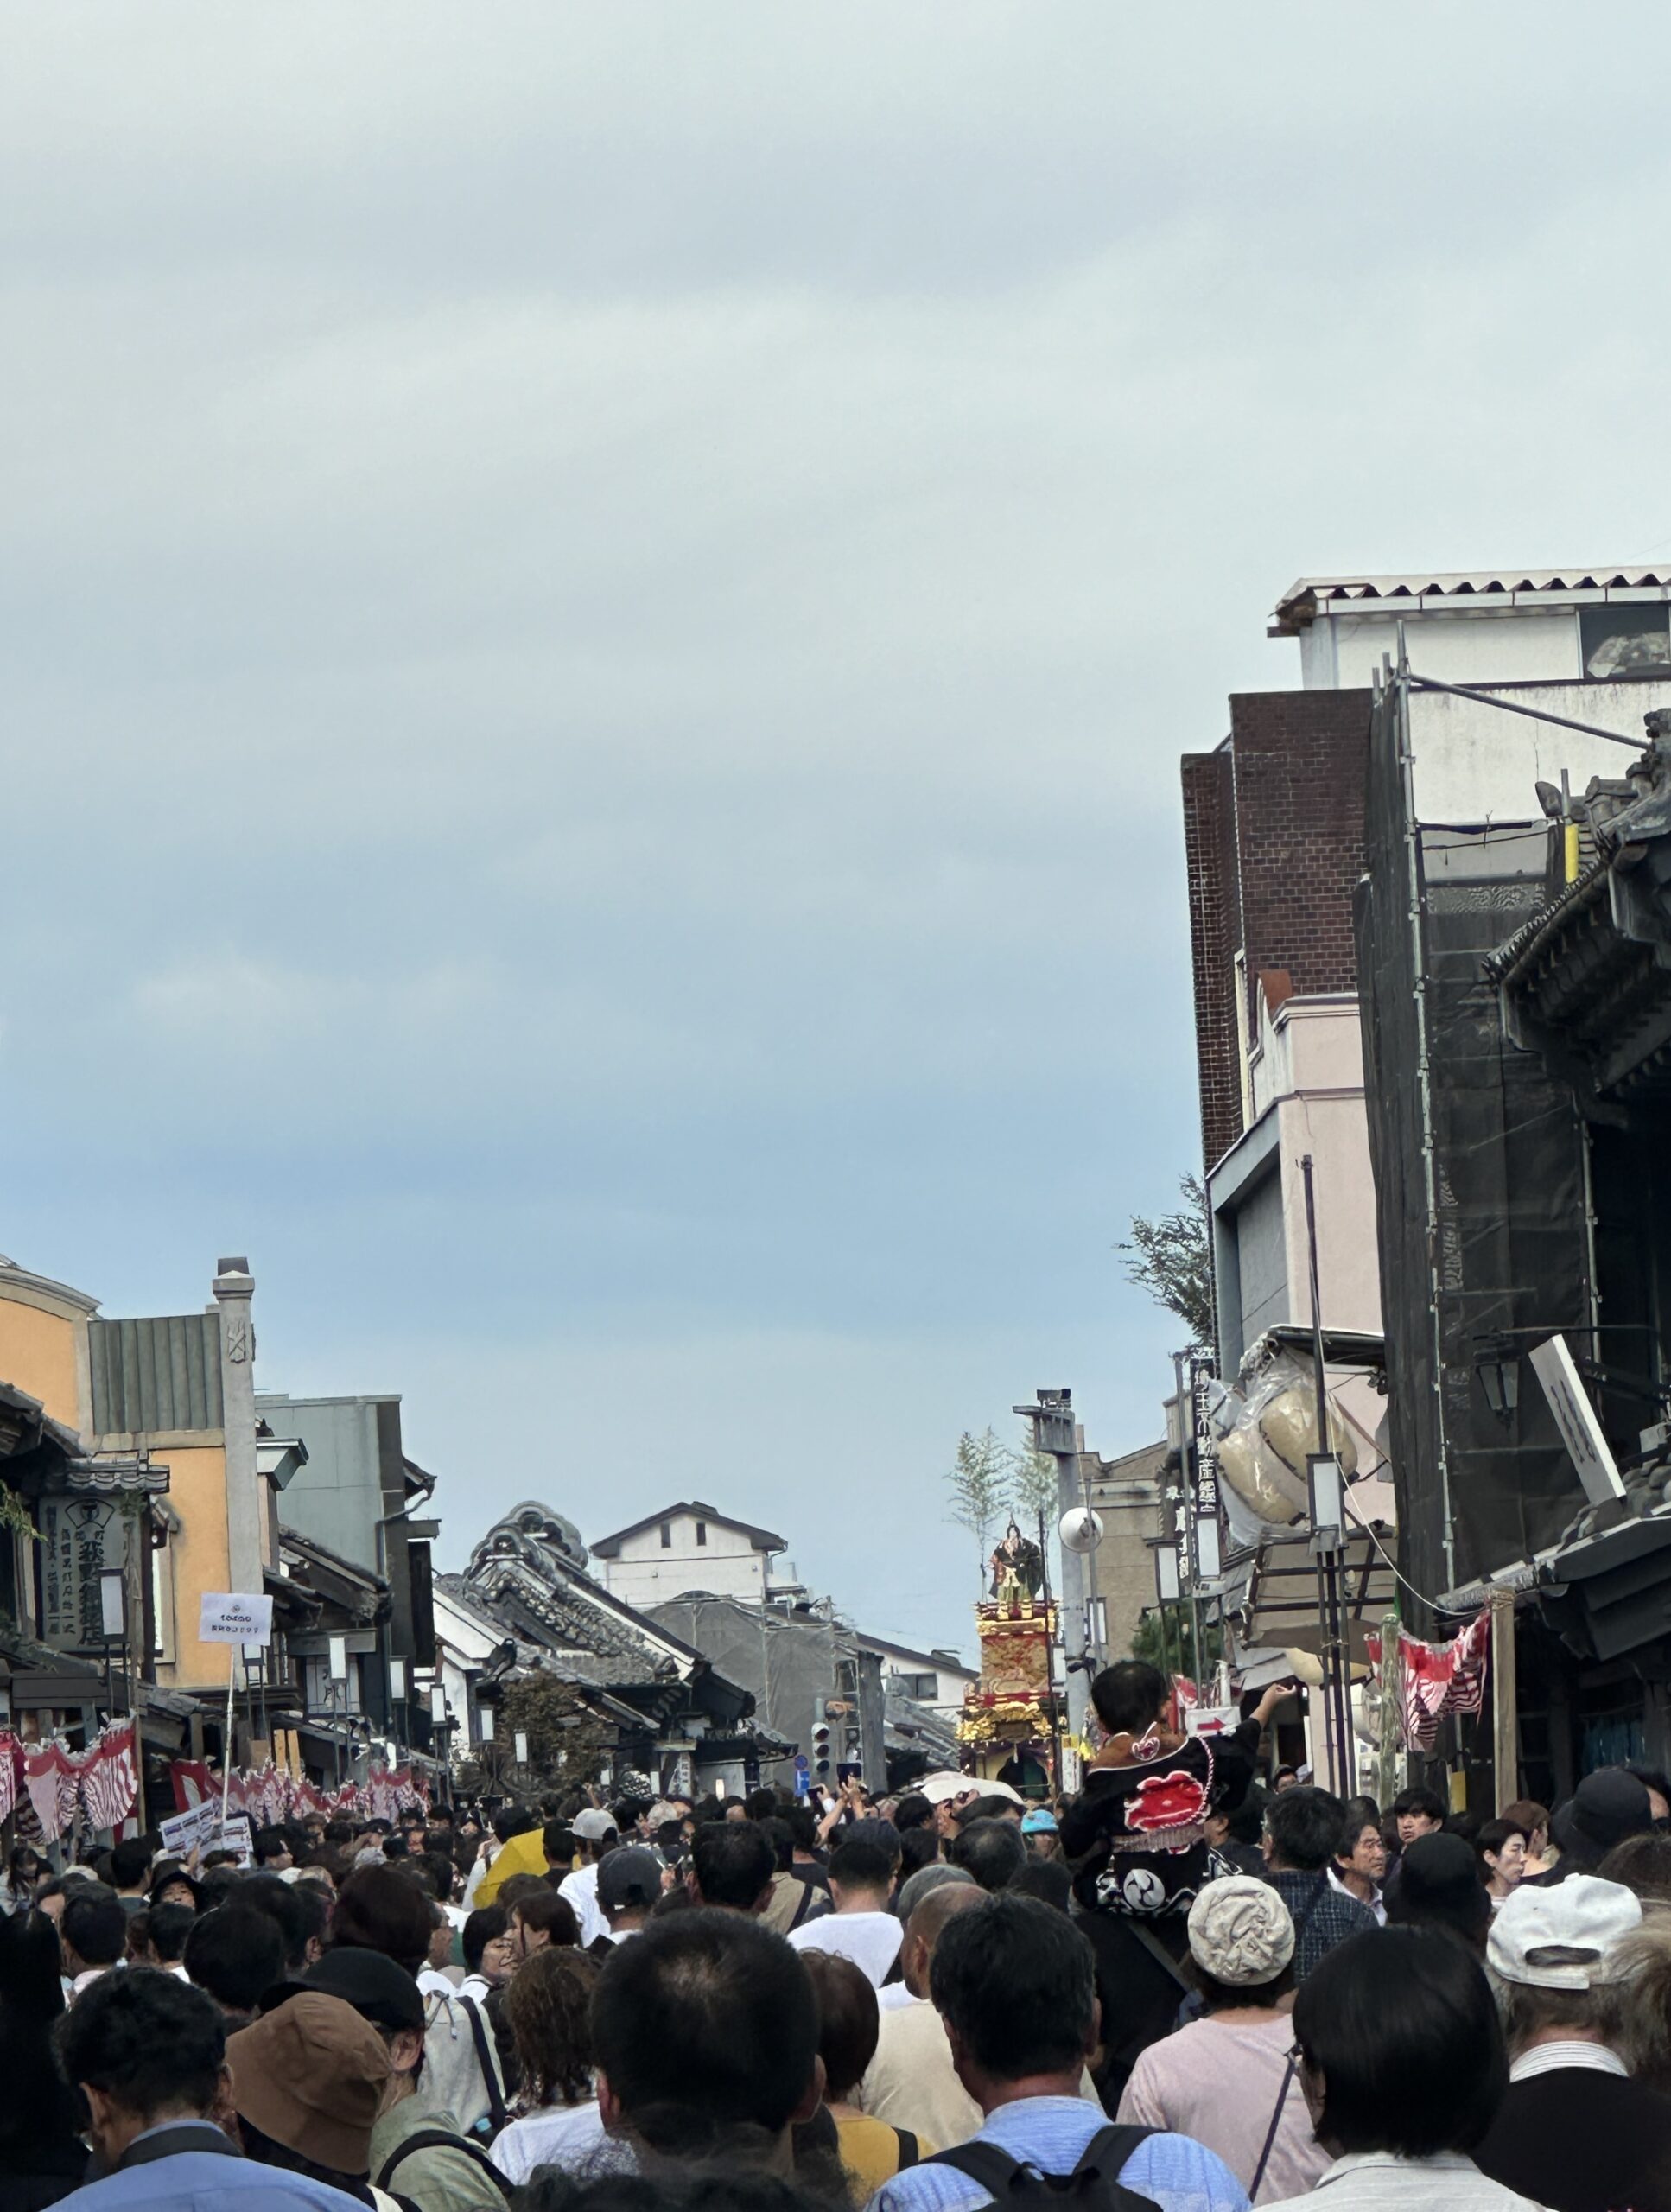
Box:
[5, 1842, 44, 1894]
[503, 1946, 600, 2107]
[800, 1949, 879, 2101]
[0, 1910, 85, 2170]
[1293, 1926, 1506, 2157]
[893, 1794, 933, 1835]
[329, 1866, 435, 1976]
[514, 1889, 581, 1947]
[1191, 1955, 1296, 2015]
[462, 1904, 509, 1974]
[1090, 1662, 1166, 1738]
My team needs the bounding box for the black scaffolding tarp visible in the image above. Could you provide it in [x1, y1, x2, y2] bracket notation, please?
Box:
[1356, 684, 1596, 1626]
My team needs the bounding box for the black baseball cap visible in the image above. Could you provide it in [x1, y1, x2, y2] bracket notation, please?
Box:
[303, 1946, 425, 2033]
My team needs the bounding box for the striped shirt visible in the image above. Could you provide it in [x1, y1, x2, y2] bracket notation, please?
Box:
[868, 2094, 1248, 2212]
[1261, 2150, 1548, 2212]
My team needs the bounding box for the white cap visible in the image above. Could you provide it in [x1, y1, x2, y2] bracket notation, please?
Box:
[573, 1808, 618, 1840]
[1487, 1874, 1642, 1990]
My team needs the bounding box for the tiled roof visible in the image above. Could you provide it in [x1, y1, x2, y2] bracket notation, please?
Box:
[1274, 568, 1671, 633]
[589, 1501, 787, 1558]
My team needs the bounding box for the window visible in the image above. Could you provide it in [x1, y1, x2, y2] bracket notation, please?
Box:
[889, 1670, 940, 1702]
[302, 1653, 364, 1717]
[659, 1522, 672, 1548]
[1580, 605, 1671, 681]
[695, 1521, 708, 1547]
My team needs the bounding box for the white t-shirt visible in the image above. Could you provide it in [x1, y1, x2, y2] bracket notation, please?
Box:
[787, 1909, 904, 1987]
[878, 1980, 918, 2012]
[491, 2099, 608, 2183]
[559, 1864, 607, 1948]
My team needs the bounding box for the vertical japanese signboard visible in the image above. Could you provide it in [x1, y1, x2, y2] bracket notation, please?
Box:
[37, 1496, 120, 1652]
[1188, 1353, 1223, 1580]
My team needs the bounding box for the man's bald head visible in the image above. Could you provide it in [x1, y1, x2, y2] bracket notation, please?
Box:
[902, 1878, 985, 1999]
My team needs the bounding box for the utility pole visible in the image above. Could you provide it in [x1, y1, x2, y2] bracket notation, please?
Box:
[1015, 1387, 1097, 1662]
[1301, 1154, 1354, 1796]
[1035, 1503, 1065, 1794]
[1172, 1352, 1204, 1687]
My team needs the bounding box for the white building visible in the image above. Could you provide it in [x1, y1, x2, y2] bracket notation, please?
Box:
[1271, 566, 1671, 692]
[588, 1501, 791, 1610]
[855, 1631, 976, 1724]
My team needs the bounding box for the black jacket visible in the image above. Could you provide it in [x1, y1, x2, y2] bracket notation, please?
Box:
[1060, 1719, 1262, 1919]
[1475, 2066, 1671, 2212]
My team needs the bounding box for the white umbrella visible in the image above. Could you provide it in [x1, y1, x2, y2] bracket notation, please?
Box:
[915, 1770, 1024, 1807]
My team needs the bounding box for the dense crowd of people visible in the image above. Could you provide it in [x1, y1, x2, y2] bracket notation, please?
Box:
[4, 1658, 1671, 2209]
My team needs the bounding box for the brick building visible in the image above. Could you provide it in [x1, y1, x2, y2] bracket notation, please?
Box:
[1180, 689, 1372, 1175]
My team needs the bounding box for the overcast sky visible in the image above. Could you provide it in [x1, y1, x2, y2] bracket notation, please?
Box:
[4, 6, 1669, 1657]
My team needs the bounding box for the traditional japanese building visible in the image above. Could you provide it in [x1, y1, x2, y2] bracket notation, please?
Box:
[453, 1501, 766, 1798]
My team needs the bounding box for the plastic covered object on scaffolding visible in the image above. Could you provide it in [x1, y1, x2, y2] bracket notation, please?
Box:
[1211, 1344, 1358, 1539]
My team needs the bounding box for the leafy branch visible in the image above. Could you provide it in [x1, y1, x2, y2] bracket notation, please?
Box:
[1117, 1173, 1214, 1347]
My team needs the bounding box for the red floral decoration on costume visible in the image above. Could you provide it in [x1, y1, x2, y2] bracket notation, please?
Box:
[1125, 1768, 1209, 1835]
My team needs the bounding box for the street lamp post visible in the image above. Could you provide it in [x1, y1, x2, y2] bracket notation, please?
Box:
[389, 1657, 408, 1755]
[327, 1635, 350, 1791]
[430, 1682, 453, 1807]
[98, 1567, 126, 1722]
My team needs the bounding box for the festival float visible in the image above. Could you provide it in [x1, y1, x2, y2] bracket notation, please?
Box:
[954, 1521, 1062, 1797]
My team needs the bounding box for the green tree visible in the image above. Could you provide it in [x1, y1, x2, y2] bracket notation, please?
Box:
[496, 1671, 617, 1795]
[1118, 1174, 1214, 1347]
[945, 1427, 1011, 1588]
[1008, 1437, 1059, 1535]
[1131, 1606, 1223, 1685]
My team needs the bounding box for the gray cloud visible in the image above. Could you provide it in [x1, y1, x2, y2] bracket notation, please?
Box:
[3, 3, 1668, 1650]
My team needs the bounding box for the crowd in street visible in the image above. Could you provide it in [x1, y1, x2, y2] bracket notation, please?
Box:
[4, 1660, 1671, 2212]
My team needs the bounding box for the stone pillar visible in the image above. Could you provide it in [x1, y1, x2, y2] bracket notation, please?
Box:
[213, 1257, 264, 1599]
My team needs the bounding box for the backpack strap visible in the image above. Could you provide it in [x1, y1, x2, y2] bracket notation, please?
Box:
[1124, 1920, 1193, 1993]
[927, 2141, 1028, 2192]
[455, 1993, 509, 2134]
[1071, 2126, 1154, 2177]
[929, 2126, 1155, 2194]
[1248, 2054, 1298, 2201]
[1289, 1874, 1328, 1948]
[893, 2127, 919, 2171]
[378, 2128, 516, 2203]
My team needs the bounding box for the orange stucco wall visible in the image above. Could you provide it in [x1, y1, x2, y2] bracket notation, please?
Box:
[0, 1298, 83, 1427]
[153, 1442, 234, 1690]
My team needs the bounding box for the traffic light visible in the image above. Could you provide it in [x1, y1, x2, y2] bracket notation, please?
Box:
[811, 1717, 832, 1782]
